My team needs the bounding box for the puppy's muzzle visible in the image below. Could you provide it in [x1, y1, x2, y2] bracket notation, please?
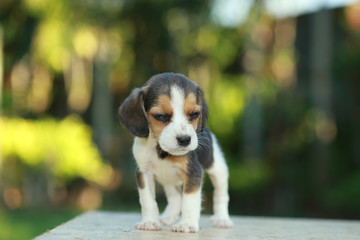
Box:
[177, 135, 191, 147]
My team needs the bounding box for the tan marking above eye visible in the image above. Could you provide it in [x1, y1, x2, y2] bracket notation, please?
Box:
[149, 95, 173, 116]
[147, 94, 173, 138]
[183, 92, 201, 130]
[184, 93, 201, 115]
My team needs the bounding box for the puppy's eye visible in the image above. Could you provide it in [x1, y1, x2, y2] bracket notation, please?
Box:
[189, 111, 200, 121]
[153, 114, 171, 123]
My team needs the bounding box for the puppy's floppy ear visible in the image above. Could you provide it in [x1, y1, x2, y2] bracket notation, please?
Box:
[196, 86, 208, 131]
[118, 88, 149, 137]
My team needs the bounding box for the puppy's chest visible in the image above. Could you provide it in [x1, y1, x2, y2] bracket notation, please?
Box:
[133, 137, 184, 185]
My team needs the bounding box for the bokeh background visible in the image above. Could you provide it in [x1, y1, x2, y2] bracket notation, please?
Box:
[1, 0, 360, 239]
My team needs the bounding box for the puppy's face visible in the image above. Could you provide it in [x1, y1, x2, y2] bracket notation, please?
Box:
[147, 85, 201, 155]
[118, 73, 208, 156]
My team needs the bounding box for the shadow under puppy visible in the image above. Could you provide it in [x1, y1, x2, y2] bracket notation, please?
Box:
[118, 73, 233, 233]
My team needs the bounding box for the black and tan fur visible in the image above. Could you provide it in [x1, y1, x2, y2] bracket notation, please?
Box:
[118, 73, 233, 233]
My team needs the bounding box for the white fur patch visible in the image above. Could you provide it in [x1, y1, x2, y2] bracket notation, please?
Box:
[133, 136, 183, 186]
[158, 85, 198, 155]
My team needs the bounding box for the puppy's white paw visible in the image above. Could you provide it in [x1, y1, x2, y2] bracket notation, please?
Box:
[135, 221, 161, 231]
[210, 216, 234, 228]
[160, 214, 179, 226]
[171, 223, 199, 233]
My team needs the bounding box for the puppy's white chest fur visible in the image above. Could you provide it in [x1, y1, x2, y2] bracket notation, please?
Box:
[133, 136, 182, 186]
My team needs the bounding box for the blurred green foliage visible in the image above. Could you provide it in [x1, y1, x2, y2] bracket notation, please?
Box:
[0, 116, 112, 184]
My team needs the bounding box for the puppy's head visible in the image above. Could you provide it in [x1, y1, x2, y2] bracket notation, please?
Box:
[118, 73, 208, 156]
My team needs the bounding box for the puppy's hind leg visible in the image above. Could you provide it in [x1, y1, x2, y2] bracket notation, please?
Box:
[160, 185, 182, 226]
[207, 135, 233, 228]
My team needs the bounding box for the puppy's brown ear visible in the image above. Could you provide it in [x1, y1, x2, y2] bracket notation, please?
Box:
[196, 86, 208, 131]
[118, 88, 149, 137]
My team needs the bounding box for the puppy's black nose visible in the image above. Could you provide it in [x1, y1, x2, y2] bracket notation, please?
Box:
[177, 136, 191, 147]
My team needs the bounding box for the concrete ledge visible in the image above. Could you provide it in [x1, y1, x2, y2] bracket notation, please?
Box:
[35, 211, 360, 240]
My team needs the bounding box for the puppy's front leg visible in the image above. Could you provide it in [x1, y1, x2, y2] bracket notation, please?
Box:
[172, 162, 202, 233]
[135, 168, 161, 231]
[172, 189, 202, 233]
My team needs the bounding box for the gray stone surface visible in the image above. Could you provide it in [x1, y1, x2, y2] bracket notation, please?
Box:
[35, 211, 360, 240]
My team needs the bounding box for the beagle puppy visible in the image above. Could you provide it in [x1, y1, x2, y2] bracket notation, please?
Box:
[118, 73, 233, 233]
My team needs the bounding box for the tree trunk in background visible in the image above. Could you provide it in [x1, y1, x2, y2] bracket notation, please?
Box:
[242, 0, 264, 163]
[309, 10, 333, 188]
[92, 42, 114, 159]
[243, 94, 263, 162]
